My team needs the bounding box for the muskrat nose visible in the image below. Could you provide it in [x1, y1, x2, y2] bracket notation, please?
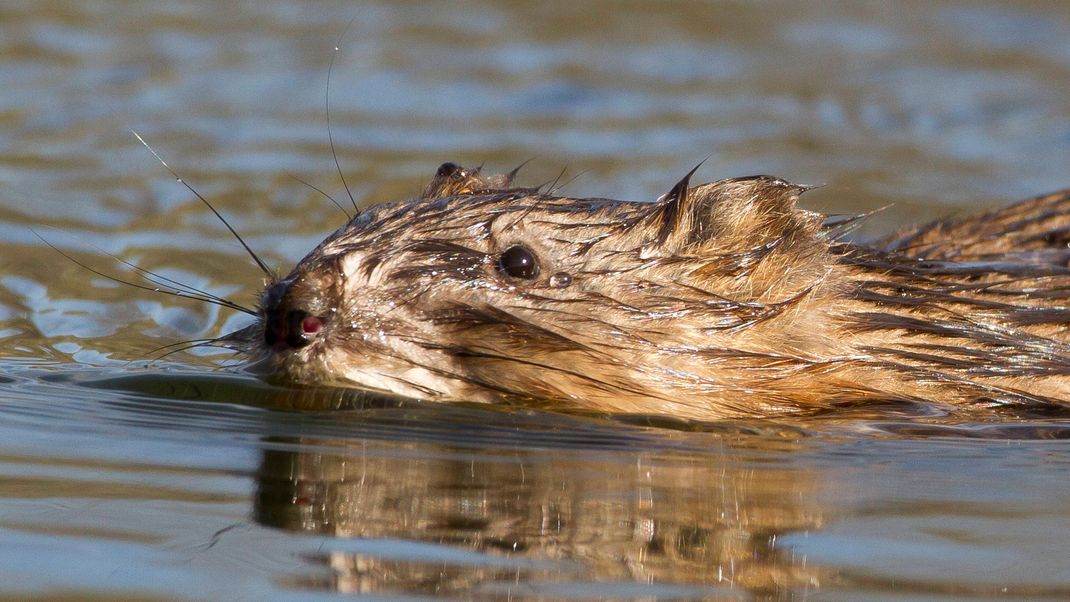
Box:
[261, 278, 328, 351]
[264, 308, 325, 351]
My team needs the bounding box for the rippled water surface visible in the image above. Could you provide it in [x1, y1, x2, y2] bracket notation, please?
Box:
[1, 1, 1070, 599]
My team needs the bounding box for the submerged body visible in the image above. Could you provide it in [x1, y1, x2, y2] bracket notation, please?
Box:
[230, 163, 1070, 419]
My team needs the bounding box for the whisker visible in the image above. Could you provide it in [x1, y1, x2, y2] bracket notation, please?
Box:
[327, 20, 361, 214]
[150, 340, 232, 364]
[209, 357, 247, 372]
[65, 233, 256, 313]
[34, 230, 258, 316]
[291, 175, 351, 219]
[131, 130, 274, 278]
[145, 338, 220, 356]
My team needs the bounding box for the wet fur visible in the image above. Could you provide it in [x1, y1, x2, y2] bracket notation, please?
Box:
[230, 164, 1070, 419]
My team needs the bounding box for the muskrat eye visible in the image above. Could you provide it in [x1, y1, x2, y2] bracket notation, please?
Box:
[498, 245, 539, 280]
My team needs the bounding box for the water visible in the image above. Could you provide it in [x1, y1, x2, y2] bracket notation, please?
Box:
[1, 1, 1069, 599]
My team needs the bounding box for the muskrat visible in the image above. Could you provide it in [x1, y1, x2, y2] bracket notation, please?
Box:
[201, 162, 1070, 420]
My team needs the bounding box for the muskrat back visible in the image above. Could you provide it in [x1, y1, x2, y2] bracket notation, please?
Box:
[225, 162, 1070, 419]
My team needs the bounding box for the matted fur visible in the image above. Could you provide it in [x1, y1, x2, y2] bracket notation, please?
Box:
[229, 164, 1070, 419]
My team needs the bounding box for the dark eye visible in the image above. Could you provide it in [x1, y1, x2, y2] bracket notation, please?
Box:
[498, 245, 539, 279]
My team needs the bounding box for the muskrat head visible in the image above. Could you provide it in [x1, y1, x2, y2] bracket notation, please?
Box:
[234, 162, 850, 417]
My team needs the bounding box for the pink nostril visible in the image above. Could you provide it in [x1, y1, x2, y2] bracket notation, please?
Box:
[301, 316, 323, 335]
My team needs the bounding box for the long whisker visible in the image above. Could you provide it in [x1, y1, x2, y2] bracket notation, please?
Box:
[131, 130, 274, 278]
[291, 175, 351, 219]
[145, 337, 221, 355]
[327, 20, 361, 214]
[34, 231, 258, 316]
[151, 340, 235, 363]
[75, 237, 255, 312]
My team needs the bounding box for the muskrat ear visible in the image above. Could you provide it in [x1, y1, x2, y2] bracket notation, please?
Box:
[648, 173, 818, 253]
[421, 162, 520, 201]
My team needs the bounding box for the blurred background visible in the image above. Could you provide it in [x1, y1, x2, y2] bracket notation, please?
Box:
[0, 1, 1068, 599]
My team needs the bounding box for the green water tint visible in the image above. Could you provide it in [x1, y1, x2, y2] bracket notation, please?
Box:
[1, 0, 1070, 599]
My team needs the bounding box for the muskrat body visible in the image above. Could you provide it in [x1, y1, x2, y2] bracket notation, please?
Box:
[228, 163, 1070, 419]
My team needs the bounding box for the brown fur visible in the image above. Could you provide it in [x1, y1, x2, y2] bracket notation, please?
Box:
[228, 164, 1070, 420]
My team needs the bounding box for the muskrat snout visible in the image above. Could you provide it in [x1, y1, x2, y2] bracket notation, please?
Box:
[261, 279, 327, 352]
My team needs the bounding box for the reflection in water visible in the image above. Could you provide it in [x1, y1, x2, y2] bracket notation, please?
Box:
[254, 435, 824, 597]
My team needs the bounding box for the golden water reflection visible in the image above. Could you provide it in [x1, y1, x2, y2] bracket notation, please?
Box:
[254, 435, 826, 597]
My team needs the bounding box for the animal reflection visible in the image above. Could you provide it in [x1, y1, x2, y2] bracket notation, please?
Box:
[253, 435, 826, 597]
